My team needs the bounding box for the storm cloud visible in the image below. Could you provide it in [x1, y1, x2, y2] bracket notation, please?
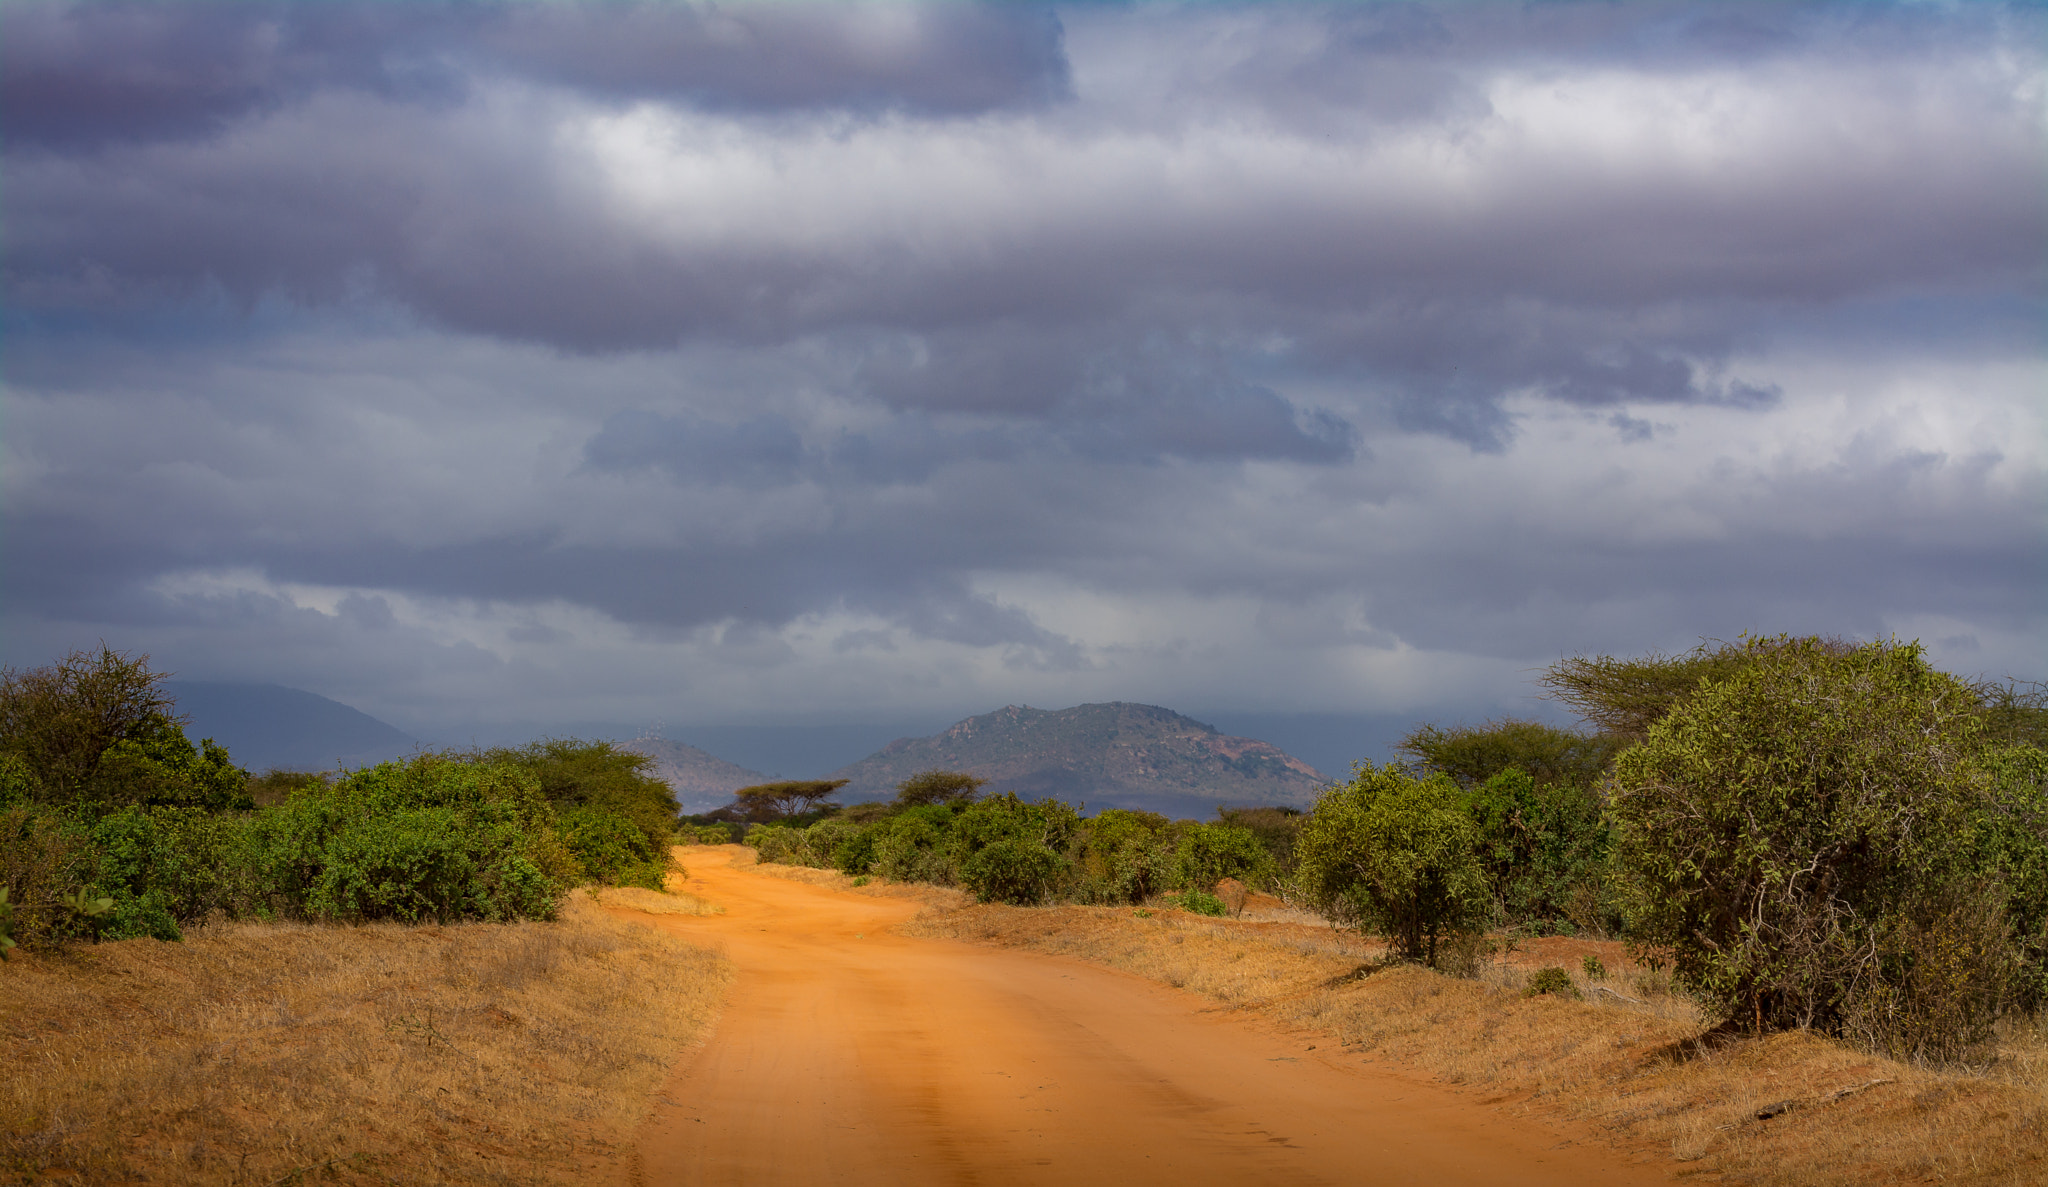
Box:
[2, 0, 2040, 744]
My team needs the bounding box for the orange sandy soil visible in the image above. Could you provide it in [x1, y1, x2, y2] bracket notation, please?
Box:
[612, 846, 1673, 1186]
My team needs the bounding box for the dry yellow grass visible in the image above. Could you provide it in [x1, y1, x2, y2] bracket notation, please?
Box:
[591, 883, 724, 916]
[0, 895, 732, 1185]
[908, 901, 2048, 1186]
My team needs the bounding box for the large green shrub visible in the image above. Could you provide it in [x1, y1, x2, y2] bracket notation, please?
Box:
[950, 794, 1079, 905]
[869, 806, 958, 884]
[826, 819, 881, 875]
[558, 805, 673, 890]
[1071, 809, 1176, 904]
[0, 802, 98, 950]
[480, 738, 678, 863]
[82, 806, 264, 940]
[1461, 767, 1613, 932]
[1607, 637, 1993, 1046]
[1170, 823, 1272, 893]
[0, 646, 182, 810]
[746, 823, 804, 865]
[1295, 763, 1488, 966]
[247, 756, 572, 924]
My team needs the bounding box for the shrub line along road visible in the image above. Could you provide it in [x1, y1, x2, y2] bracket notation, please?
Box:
[617, 847, 1668, 1186]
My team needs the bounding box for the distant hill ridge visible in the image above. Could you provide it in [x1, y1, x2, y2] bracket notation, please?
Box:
[826, 702, 1329, 814]
[619, 736, 771, 814]
[166, 681, 419, 773]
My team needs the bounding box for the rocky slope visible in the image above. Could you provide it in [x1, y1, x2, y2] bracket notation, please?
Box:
[825, 702, 1329, 815]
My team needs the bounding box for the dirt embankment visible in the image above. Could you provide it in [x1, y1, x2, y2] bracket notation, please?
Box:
[622, 847, 1673, 1186]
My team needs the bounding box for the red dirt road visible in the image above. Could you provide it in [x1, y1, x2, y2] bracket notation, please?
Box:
[621, 848, 1670, 1186]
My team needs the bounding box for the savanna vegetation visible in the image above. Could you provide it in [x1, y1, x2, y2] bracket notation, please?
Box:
[873, 635, 2048, 1185]
[718, 767, 1279, 911]
[1, 648, 730, 1183]
[736, 634, 2048, 1072]
[0, 647, 684, 957]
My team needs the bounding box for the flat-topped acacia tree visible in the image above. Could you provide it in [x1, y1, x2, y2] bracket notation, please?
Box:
[733, 779, 849, 822]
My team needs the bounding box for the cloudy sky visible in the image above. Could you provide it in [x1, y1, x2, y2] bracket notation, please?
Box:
[3, 0, 2042, 767]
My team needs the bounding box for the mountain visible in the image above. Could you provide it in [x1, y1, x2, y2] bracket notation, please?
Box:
[825, 702, 1331, 815]
[619, 736, 772, 814]
[165, 681, 418, 773]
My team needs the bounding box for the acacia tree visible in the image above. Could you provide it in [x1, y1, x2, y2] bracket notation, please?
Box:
[1295, 763, 1488, 966]
[893, 769, 986, 808]
[1397, 718, 1626, 790]
[733, 779, 849, 822]
[1607, 637, 1996, 1049]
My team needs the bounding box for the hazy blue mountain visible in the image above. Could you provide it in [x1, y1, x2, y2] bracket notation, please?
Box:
[619, 736, 772, 814]
[166, 681, 418, 773]
[1188, 711, 1422, 784]
[826, 702, 1330, 815]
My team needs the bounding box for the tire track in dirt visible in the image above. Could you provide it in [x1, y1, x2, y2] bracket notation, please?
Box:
[617, 848, 1669, 1186]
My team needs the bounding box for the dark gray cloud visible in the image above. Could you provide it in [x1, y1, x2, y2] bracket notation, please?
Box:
[0, 1, 1067, 150]
[1, 1, 2041, 732]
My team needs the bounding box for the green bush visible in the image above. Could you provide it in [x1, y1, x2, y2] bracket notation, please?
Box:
[1524, 966, 1580, 999]
[951, 794, 1079, 905]
[800, 818, 859, 870]
[1582, 953, 1607, 981]
[828, 820, 880, 876]
[0, 646, 181, 811]
[83, 806, 263, 940]
[1163, 889, 1227, 916]
[1295, 763, 1489, 967]
[746, 823, 804, 865]
[869, 806, 958, 884]
[559, 805, 673, 890]
[1461, 767, 1614, 932]
[1171, 823, 1273, 893]
[0, 802, 98, 950]
[1213, 806, 1304, 883]
[1608, 637, 1994, 1044]
[1072, 809, 1176, 905]
[246, 755, 571, 924]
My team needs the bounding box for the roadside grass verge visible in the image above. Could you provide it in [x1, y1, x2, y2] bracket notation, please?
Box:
[906, 901, 2048, 1186]
[1, 895, 731, 1185]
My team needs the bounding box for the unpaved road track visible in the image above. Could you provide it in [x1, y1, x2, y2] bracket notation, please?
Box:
[621, 847, 1669, 1186]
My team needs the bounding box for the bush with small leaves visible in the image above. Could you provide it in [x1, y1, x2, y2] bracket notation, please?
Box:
[1163, 889, 1227, 916]
[951, 794, 1079, 905]
[1582, 954, 1607, 981]
[1524, 966, 1580, 999]
[1171, 823, 1273, 893]
[1609, 637, 1997, 1042]
[1296, 762, 1489, 967]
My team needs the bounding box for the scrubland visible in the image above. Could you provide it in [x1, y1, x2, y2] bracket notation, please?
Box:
[907, 895, 2048, 1187]
[1, 893, 730, 1185]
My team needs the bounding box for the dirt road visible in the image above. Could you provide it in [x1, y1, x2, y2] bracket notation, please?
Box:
[621, 847, 1669, 1186]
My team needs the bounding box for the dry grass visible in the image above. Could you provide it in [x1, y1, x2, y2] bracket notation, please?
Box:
[907, 901, 2048, 1186]
[590, 883, 724, 917]
[0, 895, 732, 1185]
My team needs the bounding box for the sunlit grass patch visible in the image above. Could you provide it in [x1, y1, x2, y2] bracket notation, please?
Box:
[0, 895, 731, 1184]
